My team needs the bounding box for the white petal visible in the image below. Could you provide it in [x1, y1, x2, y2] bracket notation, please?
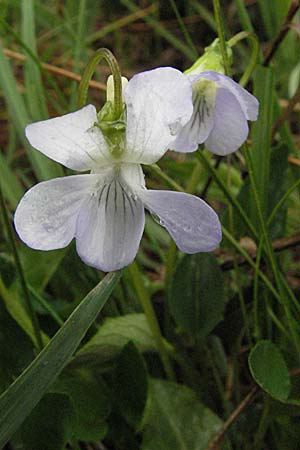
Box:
[75, 179, 145, 272]
[124, 67, 193, 164]
[205, 87, 249, 155]
[138, 189, 221, 253]
[171, 78, 216, 153]
[198, 71, 259, 121]
[14, 174, 101, 250]
[25, 105, 110, 171]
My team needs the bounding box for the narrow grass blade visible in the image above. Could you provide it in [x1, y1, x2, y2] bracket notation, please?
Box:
[21, 0, 48, 120]
[0, 271, 121, 448]
[121, 0, 196, 60]
[250, 65, 274, 218]
[0, 41, 63, 180]
[0, 150, 24, 209]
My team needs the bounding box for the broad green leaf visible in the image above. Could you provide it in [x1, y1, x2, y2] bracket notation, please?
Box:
[142, 379, 223, 450]
[20, 393, 74, 450]
[74, 314, 156, 367]
[113, 341, 148, 428]
[249, 340, 291, 401]
[169, 254, 225, 336]
[52, 369, 111, 441]
[0, 271, 121, 448]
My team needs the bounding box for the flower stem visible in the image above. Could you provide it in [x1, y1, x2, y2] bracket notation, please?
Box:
[212, 0, 230, 76]
[128, 262, 176, 381]
[147, 164, 185, 192]
[77, 48, 122, 118]
[227, 31, 260, 86]
[0, 183, 43, 352]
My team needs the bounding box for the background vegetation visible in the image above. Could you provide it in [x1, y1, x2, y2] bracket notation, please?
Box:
[0, 0, 300, 449]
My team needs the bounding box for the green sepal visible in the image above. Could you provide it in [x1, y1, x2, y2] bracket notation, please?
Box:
[96, 101, 127, 158]
[185, 38, 232, 75]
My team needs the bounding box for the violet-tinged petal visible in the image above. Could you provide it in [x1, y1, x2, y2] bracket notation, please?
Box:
[124, 67, 193, 164]
[198, 71, 259, 121]
[25, 105, 110, 171]
[170, 78, 216, 153]
[75, 180, 145, 272]
[137, 189, 221, 253]
[205, 87, 249, 155]
[14, 174, 101, 250]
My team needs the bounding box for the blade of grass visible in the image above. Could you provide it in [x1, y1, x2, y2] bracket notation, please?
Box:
[0, 271, 121, 448]
[250, 66, 274, 219]
[233, 0, 254, 33]
[70, 0, 87, 109]
[21, 0, 48, 120]
[0, 41, 62, 180]
[168, 0, 198, 58]
[121, 0, 196, 60]
[0, 150, 24, 209]
[86, 3, 158, 45]
[191, 2, 217, 31]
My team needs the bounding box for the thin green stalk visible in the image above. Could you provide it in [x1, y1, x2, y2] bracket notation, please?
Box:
[196, 151, 258, 239]
[0, 183, 43, 352]
[227, 31, 260, 86]
[147, 164, 185, 192]
[186, 161, 203, 194]
[77, 48, 122, 117]
[222, 226, 280, 302]
[213, 0, 230, 75]
[253, 236, 264, 340]
[243, 146, 300, 352]
[267, 177, 300, 227]
[128, 262, 175, 381]
[168, 0, 198, 58]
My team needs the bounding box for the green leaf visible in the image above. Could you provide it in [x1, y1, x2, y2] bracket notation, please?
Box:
[20, 393, 74, 450]
[141, 379, 223, 450]
[0, 271, 121, 448]
[52, 369, 111, 441]
[113, 341, 148, 428]
[169, 254, 225, 336]
[74, 313, 156, 367]
[249, 340, 291, 401]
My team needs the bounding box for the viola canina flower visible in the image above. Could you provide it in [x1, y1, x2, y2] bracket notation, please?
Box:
[170, 39, 259, 156]
[14, 67, 222, 272]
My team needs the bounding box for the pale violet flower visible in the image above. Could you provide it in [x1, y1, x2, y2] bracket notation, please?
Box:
[14, 67, 222, 272]
[171, 70, 259, 156]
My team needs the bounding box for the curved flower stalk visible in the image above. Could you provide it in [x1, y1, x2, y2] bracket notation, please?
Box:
[171, 40, 259, 156]
[14, 67, 222, 272]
